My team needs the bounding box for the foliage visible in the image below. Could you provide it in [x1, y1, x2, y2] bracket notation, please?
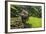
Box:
[10, 5, 42, 28]
[10, 5, 42, 18]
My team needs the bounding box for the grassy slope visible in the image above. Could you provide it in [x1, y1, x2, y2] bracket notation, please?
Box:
[26, 16, 42, 28]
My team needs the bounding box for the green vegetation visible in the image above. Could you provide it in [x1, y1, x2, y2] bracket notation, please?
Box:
[11, 5, 42, 18]
[10, 5, 42, 28]
[26, 16, 42, 28]
[11, 16, 42, 28]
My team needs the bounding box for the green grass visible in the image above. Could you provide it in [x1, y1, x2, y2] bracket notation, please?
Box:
[26, 16, 42, 28]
